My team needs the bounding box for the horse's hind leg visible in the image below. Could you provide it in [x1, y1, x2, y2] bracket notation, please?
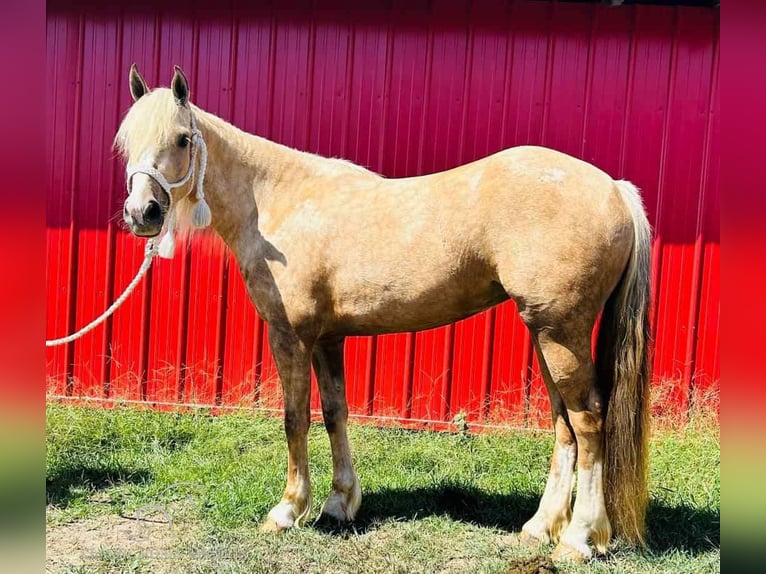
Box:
[519, 334, 577, 546]
[312, 337, 362, 522]
[532, 323, 611, 562]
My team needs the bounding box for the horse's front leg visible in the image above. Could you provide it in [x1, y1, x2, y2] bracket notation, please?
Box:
[261, 325, 314, 532]
[312, 337, 361, 522]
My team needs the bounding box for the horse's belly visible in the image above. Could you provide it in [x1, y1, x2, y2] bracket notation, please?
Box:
[333, 276, 509, 336]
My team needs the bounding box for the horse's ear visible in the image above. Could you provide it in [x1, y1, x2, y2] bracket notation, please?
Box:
[171, 65, 190, 106]
[129, 63, 149, 102]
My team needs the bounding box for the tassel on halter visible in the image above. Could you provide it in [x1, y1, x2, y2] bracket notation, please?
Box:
[158, 214, 176, 259]
[191, 198, 212, 228]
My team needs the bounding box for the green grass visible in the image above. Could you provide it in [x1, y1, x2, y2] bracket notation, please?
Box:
[46, 404, 719, 573]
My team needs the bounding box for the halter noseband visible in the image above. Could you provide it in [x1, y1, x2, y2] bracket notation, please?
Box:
[125, 111, 211, 259]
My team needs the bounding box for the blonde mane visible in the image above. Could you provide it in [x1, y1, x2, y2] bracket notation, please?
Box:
[114, 88, 184, 159]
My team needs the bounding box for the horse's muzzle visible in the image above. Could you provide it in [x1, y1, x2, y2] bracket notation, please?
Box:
[124, 199, 164, 237]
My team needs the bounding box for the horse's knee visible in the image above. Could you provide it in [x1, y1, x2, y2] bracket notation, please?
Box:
[269, 323, 298, 352]
[322, 400, 348, 434]
[323, 417, 337, 435]
[284, 409, 309, 437]
[322, 406, 339, 434]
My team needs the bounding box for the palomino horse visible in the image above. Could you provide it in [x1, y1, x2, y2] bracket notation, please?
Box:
[117, 65, 651, 561]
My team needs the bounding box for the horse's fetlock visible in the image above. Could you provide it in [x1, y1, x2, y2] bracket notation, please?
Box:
[332, 471, 357, 494]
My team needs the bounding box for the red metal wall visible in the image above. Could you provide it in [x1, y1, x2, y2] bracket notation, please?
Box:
[46, 0, 719, 428]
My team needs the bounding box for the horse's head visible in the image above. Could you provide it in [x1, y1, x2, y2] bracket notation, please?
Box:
[115, 64, 208, 240]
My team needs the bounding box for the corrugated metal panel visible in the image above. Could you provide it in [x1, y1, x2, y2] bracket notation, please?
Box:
[45, 0, 720, 427]
[46, 12, 82, 397]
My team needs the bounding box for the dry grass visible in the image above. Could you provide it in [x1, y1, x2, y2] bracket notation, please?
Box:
[47, 373, 719, 435]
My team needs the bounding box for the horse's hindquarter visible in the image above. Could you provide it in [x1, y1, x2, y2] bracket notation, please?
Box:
[480, 147, 634, 322]
[262, 146, 632, 335]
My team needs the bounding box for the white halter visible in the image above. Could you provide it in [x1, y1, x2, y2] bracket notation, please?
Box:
[125, 112, 211, 259]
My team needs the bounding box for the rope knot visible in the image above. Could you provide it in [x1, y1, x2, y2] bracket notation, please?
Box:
[145, 239, 159, 258]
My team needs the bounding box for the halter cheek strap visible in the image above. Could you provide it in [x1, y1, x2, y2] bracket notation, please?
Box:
[125, 113, 211, 259]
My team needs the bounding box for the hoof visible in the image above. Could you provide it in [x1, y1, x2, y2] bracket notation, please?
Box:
[320, 495, 351, 522]
[260, 516, 289, 533]
[261, 499, 310, 532]
[520, 511, 570, 546]
[552, 541, 591, 563]
[320, 482, 361, 523]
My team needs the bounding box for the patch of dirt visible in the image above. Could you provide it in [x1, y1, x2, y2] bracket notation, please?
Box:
[505, 556, 558, 574]
[46, 513, 196, 573]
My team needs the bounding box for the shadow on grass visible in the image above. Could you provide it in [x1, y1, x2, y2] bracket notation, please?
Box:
[315, 482, 538, 535]
[315, 482, 719, 556]
[646, 502, 719, 554]
[46, 465, 153, 508]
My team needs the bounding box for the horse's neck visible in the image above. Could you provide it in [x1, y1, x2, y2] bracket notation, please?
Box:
[193, 109, 312, 248]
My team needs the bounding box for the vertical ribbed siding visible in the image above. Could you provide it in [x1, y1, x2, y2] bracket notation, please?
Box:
[70, 15, 122, 398]
[46, 12, 83, 396]
[45, 0, 720, 427]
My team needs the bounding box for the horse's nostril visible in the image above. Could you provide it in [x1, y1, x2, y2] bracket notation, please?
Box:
[143, 201, 163, 224]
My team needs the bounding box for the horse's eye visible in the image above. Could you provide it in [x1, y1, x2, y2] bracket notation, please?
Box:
[177, 134, 190, 148]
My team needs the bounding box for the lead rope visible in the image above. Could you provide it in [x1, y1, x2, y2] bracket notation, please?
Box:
[45, 239, 158, 347]
[47, 114, 210, 346]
